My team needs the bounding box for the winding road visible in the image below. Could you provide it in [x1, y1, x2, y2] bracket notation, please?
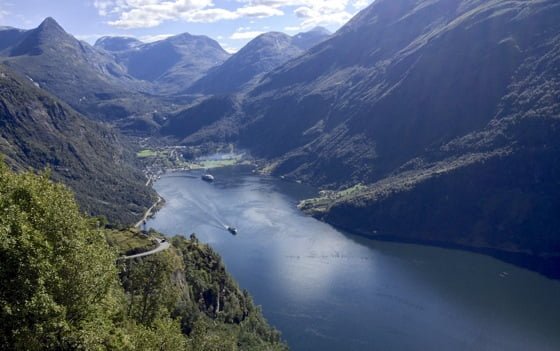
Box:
[135, 196, 163, 229]
[122, 238, 170, 260]
[119, 184, 168, 260]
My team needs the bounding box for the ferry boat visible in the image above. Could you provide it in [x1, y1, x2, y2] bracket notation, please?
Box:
[201, 173, 214, 182]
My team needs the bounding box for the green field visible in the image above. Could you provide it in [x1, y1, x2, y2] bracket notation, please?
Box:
[198, 158, 242, 169]
[137, 149, 159, 158]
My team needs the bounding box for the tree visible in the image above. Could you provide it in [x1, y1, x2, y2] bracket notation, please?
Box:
[0, 163, 122, 349]
[121, 253, 181, 326]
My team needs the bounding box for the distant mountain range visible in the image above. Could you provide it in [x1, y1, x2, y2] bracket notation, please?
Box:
[0, 64, 154, 224]
[0, 19, 327, 125]
[0, 18, 165, 122]
[185, 28, 331, 95]
[291, 27, 332, 51]
[95, 33, 231, 94]
[161, 0, 560, 270]
[94, 36, 143, 52]
[95, 27, 330, 96]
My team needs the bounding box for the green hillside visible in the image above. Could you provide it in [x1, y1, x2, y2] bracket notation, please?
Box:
[0, 64, 154, 224]
[0, 162, 287, 350]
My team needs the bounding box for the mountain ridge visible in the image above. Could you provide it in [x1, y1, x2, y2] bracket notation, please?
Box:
[185, 28, 330, 95]
[94, 36, 143, 52]
[95, 31, 231, 94]
[0, 17, 164, 122]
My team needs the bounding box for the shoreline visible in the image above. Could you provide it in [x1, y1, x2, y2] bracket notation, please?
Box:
[135, 196, 164, 229]
[138, 161, 560, 280]
[328, 222, 560, 280]
[137, 160, 254, 229]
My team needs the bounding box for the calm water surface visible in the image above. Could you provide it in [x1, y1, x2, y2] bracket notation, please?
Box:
[147, 166, 560, 351]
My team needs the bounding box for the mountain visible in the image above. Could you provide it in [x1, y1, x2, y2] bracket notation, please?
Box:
[301, 20, 560, 267]
[0, 64, 155, 224]
[292, 26, 331, 50]
[187, 28, 330, 95]
[94, 36, 143, 52]
[186, 32, 302, 95]
[0, 27, 26, 52]
[163, 0, 560, 270]
[0, 18, 160, 121]
[95, 33, 230, 94]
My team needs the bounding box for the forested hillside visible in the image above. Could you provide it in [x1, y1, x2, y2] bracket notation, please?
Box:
[0, 163, 287, 350]
[0, 64, 154, 224]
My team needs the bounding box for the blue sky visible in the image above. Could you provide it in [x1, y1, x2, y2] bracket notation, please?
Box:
[0, 0, 374, 52]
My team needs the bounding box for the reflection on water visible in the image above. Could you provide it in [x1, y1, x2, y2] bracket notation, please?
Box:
[147, 167, 560, 351]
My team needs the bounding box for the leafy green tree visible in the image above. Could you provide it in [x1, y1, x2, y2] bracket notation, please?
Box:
[121, 252, 181, 326]
[130, 318, 187, 351]
[0, 162, 123, 349]
[187, 317, 238, 351]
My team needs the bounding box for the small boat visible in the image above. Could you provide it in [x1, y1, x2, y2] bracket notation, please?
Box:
[227, 226, 238, 235]
[201, 173, 214, 182]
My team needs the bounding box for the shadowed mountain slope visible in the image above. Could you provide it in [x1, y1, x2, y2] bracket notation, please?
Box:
[163, 0, 560, 268]
[0, 64, 154, 224]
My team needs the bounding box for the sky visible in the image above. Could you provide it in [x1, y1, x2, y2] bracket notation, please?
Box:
[0, 0, 374, 52]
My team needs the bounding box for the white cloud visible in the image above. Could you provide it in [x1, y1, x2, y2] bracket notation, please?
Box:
[94, 0, 283, 28]
[353, 0, 370, 9]
[286, 4, 353, 32]
[0, 5, 9, 20]
[92, 0, 374, 29]
[242, 0, 374, 32]
[182, 8, 239, 23]
[236, 5, 283, 18]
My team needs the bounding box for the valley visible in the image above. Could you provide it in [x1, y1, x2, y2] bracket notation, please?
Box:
[1, 0, 560, 349]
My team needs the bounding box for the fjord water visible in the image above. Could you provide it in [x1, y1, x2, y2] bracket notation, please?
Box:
[147, 167, 560, 351]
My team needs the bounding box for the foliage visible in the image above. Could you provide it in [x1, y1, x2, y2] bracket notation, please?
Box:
[170, 235, 288, 350]
[121, 251, 182, 326]
[106, 229, 157, 256]
[0, 161, 123, 349]
[0, 163, 288, 349]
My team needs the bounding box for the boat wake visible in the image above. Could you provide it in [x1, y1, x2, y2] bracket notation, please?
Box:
[183, 191, 237, 235]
